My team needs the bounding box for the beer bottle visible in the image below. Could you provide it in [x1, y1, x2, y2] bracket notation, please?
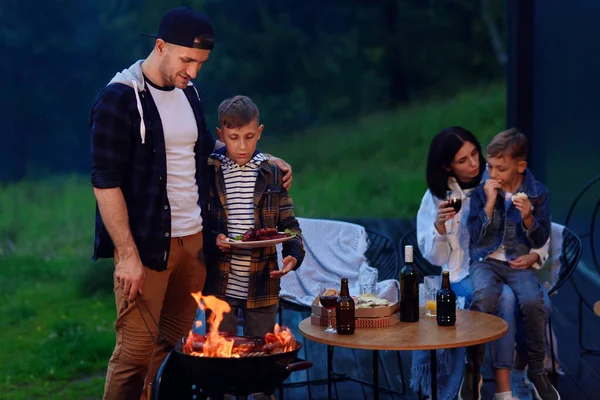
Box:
[336, 278, 355, 334]
[436, 271, 456, 326]
[400, 245, 419, 322]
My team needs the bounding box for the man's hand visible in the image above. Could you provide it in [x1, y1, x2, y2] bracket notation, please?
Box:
[216, 233, 231, 252]
[509, 253, 539, 269]
[434, 201, 456, 235]
[267, 155, 292, 191]
[270, 256, 297, 278]
[513, 196, 533, 223]
[115, 254, 146, 302]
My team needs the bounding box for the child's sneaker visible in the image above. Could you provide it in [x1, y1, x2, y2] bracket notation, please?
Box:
[458, 363, 482, 400]
[528, 372, 560, 400]
[511, 368, 533, 399]
[495, 392, 519, 400]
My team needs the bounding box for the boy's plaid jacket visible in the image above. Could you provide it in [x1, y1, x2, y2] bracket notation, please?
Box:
[204, 149, 304, 308]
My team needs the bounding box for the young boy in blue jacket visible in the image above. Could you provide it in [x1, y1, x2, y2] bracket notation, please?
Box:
[463, 129, 558, 400]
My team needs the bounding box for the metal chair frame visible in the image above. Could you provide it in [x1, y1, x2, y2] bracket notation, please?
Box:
[564, 174, 600, 358]
[277, 225, 406, 399]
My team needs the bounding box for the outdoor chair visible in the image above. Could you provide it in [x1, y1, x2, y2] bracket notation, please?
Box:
[564, 174, 600, 358]
[545, 225, 582, 381]
[277, 218, 406, 399]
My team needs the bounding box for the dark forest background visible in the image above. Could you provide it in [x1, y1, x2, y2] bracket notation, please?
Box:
[1, 0, 506, 181]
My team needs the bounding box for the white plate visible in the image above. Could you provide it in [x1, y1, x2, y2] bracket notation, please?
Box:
[221, 233, 296, 249]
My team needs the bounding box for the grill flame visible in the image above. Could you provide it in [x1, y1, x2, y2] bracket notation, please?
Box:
[184, 291, 296, 358]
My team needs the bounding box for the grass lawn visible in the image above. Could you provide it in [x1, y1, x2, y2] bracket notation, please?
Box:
[0, 84, 505, 399]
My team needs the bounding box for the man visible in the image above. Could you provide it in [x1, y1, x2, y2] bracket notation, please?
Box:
[90, 7, 292, 400]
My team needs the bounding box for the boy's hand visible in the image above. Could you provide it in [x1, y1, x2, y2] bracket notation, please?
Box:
[216, 234, 231, 252]
[484, 179, 502, 202]
[270, 256, 297, 279]
[434, 201, 456, 234]
[266, 155, 293, 190]
[513, 196, 533, 221]
[509, 253, 539, 269]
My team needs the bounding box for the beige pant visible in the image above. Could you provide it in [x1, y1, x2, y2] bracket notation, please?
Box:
[103, 231, 206, 400]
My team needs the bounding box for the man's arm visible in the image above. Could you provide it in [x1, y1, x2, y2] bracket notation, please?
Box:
[90, 85, 145, 301]
[94, 188, 146, 302]
[94, 187, 138, 258]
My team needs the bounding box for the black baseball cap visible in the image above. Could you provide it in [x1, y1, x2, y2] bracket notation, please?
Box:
[143, 7, 214, 50]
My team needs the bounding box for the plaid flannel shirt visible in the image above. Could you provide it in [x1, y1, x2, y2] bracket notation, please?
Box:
[90, 80, 215, 271]
[204, 149, 304, 308]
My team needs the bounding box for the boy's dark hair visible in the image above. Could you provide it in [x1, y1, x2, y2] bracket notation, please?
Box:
[426, 126, 486, 199]
[487, 128, 528, 161]
[218, 95, 259, 129]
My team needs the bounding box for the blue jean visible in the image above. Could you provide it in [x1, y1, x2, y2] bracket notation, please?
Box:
[410, 275, 517, 399]
[453, 275, 518, 369]
[470, 259, 547, 374]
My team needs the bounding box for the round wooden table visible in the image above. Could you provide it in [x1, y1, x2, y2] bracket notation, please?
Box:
[299, 308, 508, 400]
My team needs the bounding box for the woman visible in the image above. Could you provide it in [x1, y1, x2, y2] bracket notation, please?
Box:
[411, 127, 547, 400]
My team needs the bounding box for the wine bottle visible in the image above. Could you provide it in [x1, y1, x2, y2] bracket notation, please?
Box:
[336, 278, 355, 335]
[436, 271, 456, 326]
[400, 245, 419, 322]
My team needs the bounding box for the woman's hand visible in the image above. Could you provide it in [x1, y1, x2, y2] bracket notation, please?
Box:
[434, 201, 456, 235]
[509, 253, 539, 269]
[216, 233, 231, 252]
[270, 256, 297, 278]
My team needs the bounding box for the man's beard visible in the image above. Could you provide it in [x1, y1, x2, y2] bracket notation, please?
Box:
[158, 59, 179, 87]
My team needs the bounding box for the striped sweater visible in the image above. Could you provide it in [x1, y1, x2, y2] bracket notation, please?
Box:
[204, 148, 305, 308]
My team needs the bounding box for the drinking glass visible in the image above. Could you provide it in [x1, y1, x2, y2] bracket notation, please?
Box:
[358, 268, 378, 296]
[445, 190, 463, 234]
[318, 283, 340, 333]
[424, 275, 441, 317]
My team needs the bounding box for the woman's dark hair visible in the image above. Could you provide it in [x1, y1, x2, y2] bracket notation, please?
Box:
[426, 126, 486, 199]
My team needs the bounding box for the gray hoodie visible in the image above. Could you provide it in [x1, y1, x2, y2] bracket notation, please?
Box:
[107, 59, 195, 144]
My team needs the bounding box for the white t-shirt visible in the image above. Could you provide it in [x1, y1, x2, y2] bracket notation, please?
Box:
[147, 81, 202, 237]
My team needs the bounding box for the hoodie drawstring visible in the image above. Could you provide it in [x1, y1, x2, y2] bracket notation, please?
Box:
[132, 80, 146, 144]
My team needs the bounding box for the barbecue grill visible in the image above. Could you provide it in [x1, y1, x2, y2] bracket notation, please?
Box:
[151, 336, 312, 399]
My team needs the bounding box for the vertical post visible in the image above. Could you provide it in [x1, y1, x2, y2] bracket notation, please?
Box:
[506, 0, 538, 174]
